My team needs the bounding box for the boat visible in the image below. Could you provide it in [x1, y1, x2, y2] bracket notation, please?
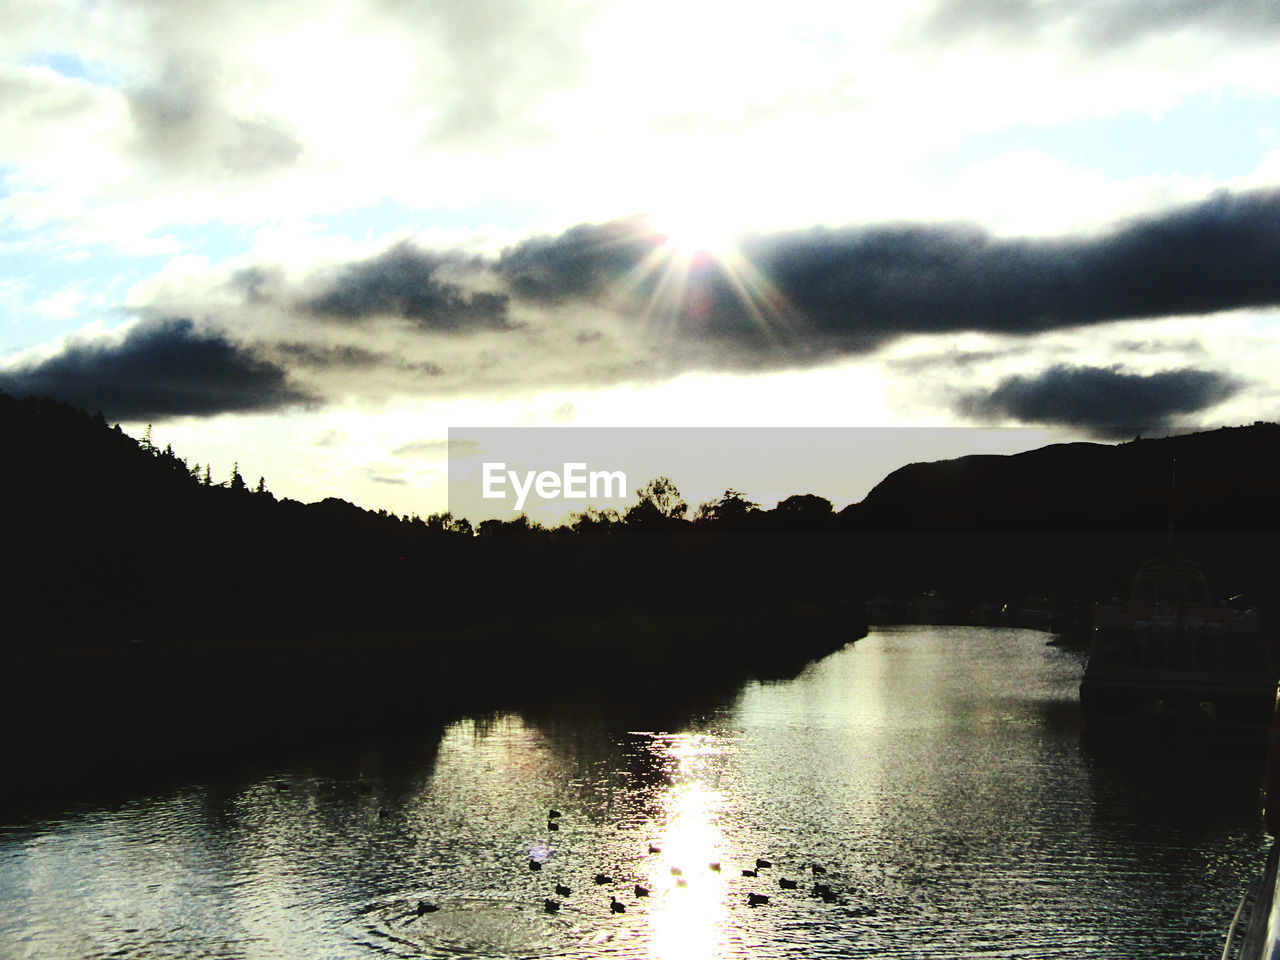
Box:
[1079, 551, 1272, 740]
[1223, 840, 1280, 960]
[1221, 701, 1280, 960]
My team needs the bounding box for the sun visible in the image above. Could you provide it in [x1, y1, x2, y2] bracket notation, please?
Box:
[650, 206, 740, 262]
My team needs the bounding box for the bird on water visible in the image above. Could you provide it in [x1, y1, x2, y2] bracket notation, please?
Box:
[610, 896, 626, 914]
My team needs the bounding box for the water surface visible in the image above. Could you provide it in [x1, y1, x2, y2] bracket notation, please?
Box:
[1, 626, 1269, 958]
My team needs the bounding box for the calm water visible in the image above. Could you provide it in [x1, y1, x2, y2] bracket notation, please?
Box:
[1, 626, 1271, 959]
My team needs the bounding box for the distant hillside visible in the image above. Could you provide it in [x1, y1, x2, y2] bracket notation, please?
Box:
[840, 424, 1280, 536]
[3, 392, 1278, 642]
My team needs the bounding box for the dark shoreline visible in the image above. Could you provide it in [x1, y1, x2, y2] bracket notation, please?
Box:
[2, 602, 866, 817]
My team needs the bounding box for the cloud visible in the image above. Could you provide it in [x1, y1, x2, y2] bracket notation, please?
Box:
[957, 363, 1242, 437]
[496, 216, 658, 304]
[312, 428, 346, 448]
[94, 187, 1280, 414]
[0, 317, 313, 420]
[915, 0, 1280, 52]
[408, 0, 604, 148]
[300, 242, 514, 331]
[722, 188, 1280, 350]
[487, 188, 1280, 362]
[126, 58, 303, 177]
[272, 341, 443, 377]
[391, 438, 479, 458]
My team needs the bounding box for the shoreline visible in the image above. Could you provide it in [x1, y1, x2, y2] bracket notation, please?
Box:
[3, 601, 865, 816]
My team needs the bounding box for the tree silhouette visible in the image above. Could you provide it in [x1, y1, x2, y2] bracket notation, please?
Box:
[694, 488, 759, 529]
[425, 511, 473, 535]
[771, 493, 834, 532]
[477, 513, 541, 536]
[570, 506, 623, 533]
[624, 476, 688, 530]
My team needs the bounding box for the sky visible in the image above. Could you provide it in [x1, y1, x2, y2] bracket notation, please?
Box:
[2, 0, 1278, 520]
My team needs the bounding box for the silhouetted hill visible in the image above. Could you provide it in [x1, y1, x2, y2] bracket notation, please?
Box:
[839, 424, 1280, 536]
[4, 392, 1278, 639]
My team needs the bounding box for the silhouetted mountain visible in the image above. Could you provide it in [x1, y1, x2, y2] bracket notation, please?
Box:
[839, 424, 1280, 536]
[4, 394, 1277, 640]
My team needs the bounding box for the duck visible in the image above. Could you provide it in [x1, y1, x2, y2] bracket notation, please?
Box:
[812, 882, 832, 898]
[610, 896, 626, 914]
[593, 873, 612, 885]
[675, 878, 688, 888]
[669, 866, 682, 877]
[529, 859, 543, 872]
[549, 809, 562, 819]
[648, 844, 662, 854]
[548, 822, 559, 831]
[555, 883, 572, 897]
[417, 900, 439, 915]
[747, 893, 770, 906]
[741, 868, 757, 877]
[543, 898, 560, 913]
[779, 878, 798, 890]
[811, 864, 827, 876]
[634, 884, 649, 897]
[755, 858, 772, 869]
[709, 862, 721, 872]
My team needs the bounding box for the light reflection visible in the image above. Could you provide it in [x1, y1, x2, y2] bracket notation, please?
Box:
[643, 733, 733, 960]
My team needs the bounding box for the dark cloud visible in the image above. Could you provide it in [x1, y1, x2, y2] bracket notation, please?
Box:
[304, 241, 514, 331]
[496, 216, 659, 304]
[174, 187, 1280, 406]
[274, 342, 394, 369]
[0, 317, 313, 420]
[958, 364, 1242, 438]
[914, 0, 1280, 52]
[731, 188, 1280, 348]
[480, 188, 1280, 361]
[886, 347, 1009, 374]
[272, 341, 444, 376]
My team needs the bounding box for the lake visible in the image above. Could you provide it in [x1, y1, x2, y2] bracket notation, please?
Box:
[0, 625, 1270, 959]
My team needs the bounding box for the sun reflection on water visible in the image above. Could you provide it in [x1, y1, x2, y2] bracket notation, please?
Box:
[642, 732, 735, 960]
